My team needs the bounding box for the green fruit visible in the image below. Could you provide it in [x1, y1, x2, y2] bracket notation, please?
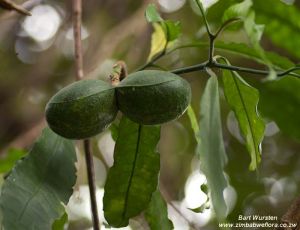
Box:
[116, 70, 191, 125]
[45, 80, 117, 139]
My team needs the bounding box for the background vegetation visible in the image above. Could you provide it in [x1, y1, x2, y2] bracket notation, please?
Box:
[0, 0, 300, 229]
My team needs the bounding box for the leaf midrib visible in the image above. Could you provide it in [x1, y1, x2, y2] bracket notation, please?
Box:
[232, 75, 258, 167]
[121, 125, 142, 223]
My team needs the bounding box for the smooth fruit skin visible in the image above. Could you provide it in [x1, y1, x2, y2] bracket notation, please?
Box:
[116, 70, 191, 125]
[45, 80, 117, 139]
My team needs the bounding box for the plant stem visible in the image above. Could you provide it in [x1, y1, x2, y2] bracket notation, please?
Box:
[195, 0, 212, 36]
[72, 0, 100, 229]
[194, 0, 216, 64]
[214, 18, 241, 38]
[208, 36, 215, 64]
[171, 62, 208, 74]
[136, 49, 166, 71]
[73, 0, 83, 80]
[110, 61, 128, 85]
[0, 0, 31, 16]
[84, 140, 101, 230]
[171, 61, 300, 78]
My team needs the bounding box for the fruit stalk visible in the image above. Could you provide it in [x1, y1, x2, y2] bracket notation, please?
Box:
[72, 0, 100, 229]
[110, 61, 128, 86]
[84, 139, 100, 230]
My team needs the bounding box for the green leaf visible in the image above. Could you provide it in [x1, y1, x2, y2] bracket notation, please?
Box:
[243, 10, 276, 79]
[258, 77, 300, 140]
[187, 105, 200, 144]
[145, 4, 163, 23]
[163, 20, 181, 42]
[0, 148, 26, 174]
[52, 212, 68, 230]
[198, 73, 228, 220]
[244, 11, 264, 46]
[0, 127, 77, 230]
[214, 42, 294, 69]
[253, 0, 300, 58]
[222, 0, 252, 22]
[222, 1, 275, 79]
[221, 59, 265, 170]
[145, 189, 173, 230]
[103, 116, 160, 227]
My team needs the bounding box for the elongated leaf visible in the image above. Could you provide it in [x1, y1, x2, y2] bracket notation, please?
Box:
[170, 41, 295, 69]
[258, 77, 300, 141]
[145, 4, 181, 61]
[243, 10, 276, 79]
[253, 0, 300, 58]
[148, 23, 167, 61]
[0, 148, 26, 174]
[198, 74, 228, 220]
[0, 127, 77, 230]
[103, 117, 160, 227]
[145, 189, 173, 230]
[214, 42, 294, 69]
[221, 60, 265, 170]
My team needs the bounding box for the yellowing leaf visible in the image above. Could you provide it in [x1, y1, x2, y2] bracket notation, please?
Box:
[148, 23, 167, 61]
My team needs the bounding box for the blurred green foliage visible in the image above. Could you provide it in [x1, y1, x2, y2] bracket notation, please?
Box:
[0, 0, 300, 229]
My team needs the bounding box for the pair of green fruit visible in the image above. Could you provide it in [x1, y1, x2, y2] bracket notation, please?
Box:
[45, 70, 192, 139]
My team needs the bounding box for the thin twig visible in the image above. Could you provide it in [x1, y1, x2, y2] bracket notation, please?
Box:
[277, 66, 300, 76]
[72, 0, 100, 229]
[171, 61, 300, 78]
[208, 36, 215, 64]
[0, 0, 31, 16]
[195, 0, 212, 36]
[84, 140, 101, 230]
[136, 46, 166, 71]
[73, 0, 84, 80]
[83, 139, 100, 230]
[194, 0, 215, 64]
[214, 18, 241, 38]
[0, 0, 41, 20]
